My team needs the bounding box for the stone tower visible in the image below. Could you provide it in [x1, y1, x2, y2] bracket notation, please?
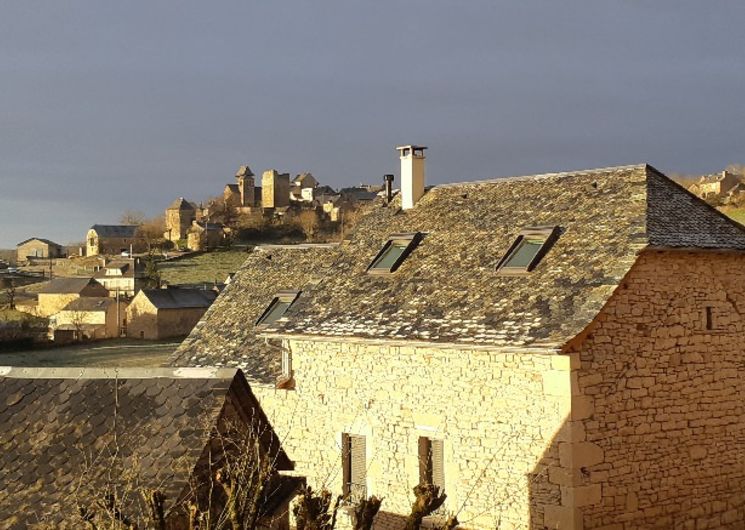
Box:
[235, 165, 255, 207]
[261, 170, 290, 209]
[165, 198, 196, 242]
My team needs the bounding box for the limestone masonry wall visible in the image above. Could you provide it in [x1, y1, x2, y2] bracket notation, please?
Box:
[253, 341, 570, 530]
[572, 250, 745, 529]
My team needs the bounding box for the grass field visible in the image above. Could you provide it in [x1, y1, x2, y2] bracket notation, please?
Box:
[158, 250, 249, 285]
[0, 338, 176, 367]
[720, 207, 745, 226]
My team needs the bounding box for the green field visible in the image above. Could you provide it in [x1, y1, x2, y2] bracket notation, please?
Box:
[721, 207, 745, 226]
[0, 338, 176, 367]
[158, 250, 249, 285]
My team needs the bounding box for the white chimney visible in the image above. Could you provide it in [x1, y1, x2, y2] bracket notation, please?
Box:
[396, 145, 427, 210]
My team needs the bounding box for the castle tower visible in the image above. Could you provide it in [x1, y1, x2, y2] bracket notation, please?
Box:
[165, 197, 196, 242]
[262, 169, 290, 209]
[235, 165, 256, 207]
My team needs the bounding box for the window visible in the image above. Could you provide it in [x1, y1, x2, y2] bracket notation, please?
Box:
[367, 233, 423, 274]
[418, 437, 444, 490]
[496, 226, 560, 274]
[342, 434, 367, 501]
[256, 291, 300, 326]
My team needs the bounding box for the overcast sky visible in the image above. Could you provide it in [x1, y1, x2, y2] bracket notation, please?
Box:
[1, 1, 744, 247]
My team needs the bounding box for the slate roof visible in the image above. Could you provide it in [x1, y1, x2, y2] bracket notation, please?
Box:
[36, 277, 108, 295]
[90, 224, 139, 238]
[167, 197, 196, 210]
[61, 296, 114, 312]
[92, 258, 144, 279]
[170, 244, 339, 382]
[16, 237, 63, 248]
[0, 367, 293, 529]
[260, 164, 745, 350]
[140, 288, 218, 310]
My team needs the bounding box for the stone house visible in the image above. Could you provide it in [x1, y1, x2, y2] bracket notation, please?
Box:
[687, 170, 741, 199]
[86, 224, 142, 256]
[93, 257, 145, 297]
[164, 197, 197, 243]
[224, 164, 259, 212]
[16, 237, 65, 263]
[187, 220, 224, 251]
[172, 146, 745, 529]
[50, 296, 125, 341]
[262, 169, 291, 209]
[35, 277, 110, 318]
[126, 287, 218, 340]
[0, 367, 300, 529]
[291, 172, 319, 202]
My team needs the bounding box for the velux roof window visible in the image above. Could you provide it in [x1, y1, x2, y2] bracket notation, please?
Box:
[497, 226, 560, 274]
[256, 291, 301, 326]
[367, 233, 423, 274]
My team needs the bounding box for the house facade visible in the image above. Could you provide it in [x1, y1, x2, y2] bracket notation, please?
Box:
[173, 150, 745, 529]
[16, 237, 65, 263]
[93, 258, 145, 297]
[86, 224, 142, 256]
[127, 287, 218, 339]
[35, 277, 110, 318]
[50, 296, 124, 341]
[164, 197, 197, 242]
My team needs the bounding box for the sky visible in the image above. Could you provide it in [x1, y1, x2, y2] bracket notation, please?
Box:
[1, 1, 745, 247]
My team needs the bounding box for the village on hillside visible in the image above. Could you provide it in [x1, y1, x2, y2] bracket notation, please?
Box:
[0, 164, 382, 352]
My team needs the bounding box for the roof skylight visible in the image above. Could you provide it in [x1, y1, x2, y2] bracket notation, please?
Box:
[497, 226, 560, 274]
[367, 233, 423, 274]
[256, 291, 301, 326]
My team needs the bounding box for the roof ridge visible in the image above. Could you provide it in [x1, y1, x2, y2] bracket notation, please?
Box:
[433, 163, 648, 189]
[0, 366, 239, 379]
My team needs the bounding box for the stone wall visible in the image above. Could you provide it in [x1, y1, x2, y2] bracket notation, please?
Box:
[568, 250, 745, 529]
[262, 170, 290, 209]
[252, 340, 570, 529]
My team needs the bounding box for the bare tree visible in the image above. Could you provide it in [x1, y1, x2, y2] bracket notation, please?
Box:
[120, 210, 147, 226]
[3, 278, 16, 310]
[294, 210, 320, 241]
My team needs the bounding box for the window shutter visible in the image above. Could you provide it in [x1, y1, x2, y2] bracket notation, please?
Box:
[342, 433, 351, 497]
[418, 437, 432, 485]
[350, 435, 367, 500]
[431, 439, 444, 489]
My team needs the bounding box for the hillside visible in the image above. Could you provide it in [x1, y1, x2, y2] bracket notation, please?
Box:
[158, 250, 249, 285]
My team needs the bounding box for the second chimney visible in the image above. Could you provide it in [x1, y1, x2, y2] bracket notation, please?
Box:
[384, 174, 394, 203]
[396, 145, 427, 210]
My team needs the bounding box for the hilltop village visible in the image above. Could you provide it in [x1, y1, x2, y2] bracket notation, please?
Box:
[3, 146, 745, 529]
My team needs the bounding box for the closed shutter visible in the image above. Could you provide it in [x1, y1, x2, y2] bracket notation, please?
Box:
[431, 439, 444, 489]
[350, 435, 367, 500]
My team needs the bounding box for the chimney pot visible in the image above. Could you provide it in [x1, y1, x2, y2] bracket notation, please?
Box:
[384, 174, 394, 204]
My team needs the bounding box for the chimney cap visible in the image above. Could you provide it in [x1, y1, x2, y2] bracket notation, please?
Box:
[384, 174, 395, 182]
[396, 145, 427, 152]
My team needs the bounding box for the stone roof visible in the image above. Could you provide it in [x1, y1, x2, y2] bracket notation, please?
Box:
[236, 165, 254, 178]
[167, 197, 196, 210]
[139, 288, 218, 309]
[170, 244, 339, 382]
[16, 237, 63, 248]
[260, 164, 745, 350]
[61, 296, 114, 312]
[36, 277, 108, 295]
[225, 183, 240, 193]
[89, 224, 139, 238]
[0, 367, 293, 528]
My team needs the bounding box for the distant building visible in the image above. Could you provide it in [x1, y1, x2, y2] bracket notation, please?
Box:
[290, 172, 318, 202]
[187, 221, 224, 251]
[262, 169, 290, 209]
[688, 170, 741, 199]
[86, 225, 141, 256]
[35, 277, 110, 317]
[164, 197, 197, 243]
[50, 296, 125, 342]
[92, 258, 145, 297]
[224, 165, 259, 212]
[16, 238, 65, 263]
[126, 287, 218, 339]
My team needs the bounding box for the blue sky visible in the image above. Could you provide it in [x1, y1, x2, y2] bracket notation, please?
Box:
[1, 1, 744, 247]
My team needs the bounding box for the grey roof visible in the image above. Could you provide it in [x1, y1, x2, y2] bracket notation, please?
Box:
[16, 237, 63, 248]
[167, 197, 197, 210]
[61, 296, 115, 312]
[140, 288, 218, 309]
[169, 244, 339, 382]
[225, 183, 240, 193]
[0, 367, 293, 528]
[89, 224, 139, 238]
[259, 164, 745, 350]
[92, 258, 144, 279]
[36, 277, 109, 295]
